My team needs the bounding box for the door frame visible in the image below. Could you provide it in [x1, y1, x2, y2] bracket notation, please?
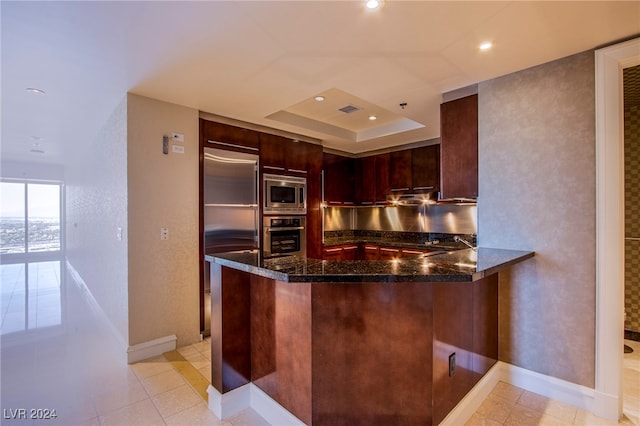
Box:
[595, 37, 640, 420]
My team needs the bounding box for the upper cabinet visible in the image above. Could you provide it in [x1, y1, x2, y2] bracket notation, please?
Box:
[323, 153, 355, 205]
[388, 145, 440, 196]
[389, 149, 413, 193]
[412, 145, 440, 193]
[440, 94, 478, 199]
[353, 152, 391, 206]
[260, 133, 312, 175]
[200, 119, 260, 152]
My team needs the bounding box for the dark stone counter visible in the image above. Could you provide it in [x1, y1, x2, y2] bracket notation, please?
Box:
[205, 247, 534, 283]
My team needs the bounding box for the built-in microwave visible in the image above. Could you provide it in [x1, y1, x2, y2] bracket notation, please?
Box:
[263, 174, 306, 214]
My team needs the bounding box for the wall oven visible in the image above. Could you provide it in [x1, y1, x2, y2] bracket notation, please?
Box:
[263, 174, 306, 214]
[263, 216, 306, 258]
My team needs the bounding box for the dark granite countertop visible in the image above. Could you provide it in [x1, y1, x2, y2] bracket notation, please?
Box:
[205, 248, 534, 283]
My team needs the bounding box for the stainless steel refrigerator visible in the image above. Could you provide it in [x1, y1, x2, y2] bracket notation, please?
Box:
[202, 147, 259, 336]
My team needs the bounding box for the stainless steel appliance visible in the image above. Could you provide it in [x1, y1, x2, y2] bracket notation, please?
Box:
[263, 216, 306, 258]
[263, 173, 306, 214]
[202, 147, 259, 336]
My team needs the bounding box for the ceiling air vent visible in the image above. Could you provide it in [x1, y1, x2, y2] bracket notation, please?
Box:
[338, 104, 361, 114]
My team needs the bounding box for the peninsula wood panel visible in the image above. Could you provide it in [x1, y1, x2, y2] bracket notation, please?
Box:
[432, 281, 474, 425]
[210, 265, 252, 393]
[472, 274, 499, 380]
[311, 283, 433, 426]
[251, 280, 313, 425]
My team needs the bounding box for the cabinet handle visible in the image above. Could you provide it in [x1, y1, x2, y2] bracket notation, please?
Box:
[287, 168, 308, 174]
[412, 186, 434, 190]
[360, 202, 374, 205]
[343, 246, 358, 250]
[391, 188, 410, 192]
[380, 248, 399, 252]
[264, 165, 286, 171]
[324, 248, 343, 253]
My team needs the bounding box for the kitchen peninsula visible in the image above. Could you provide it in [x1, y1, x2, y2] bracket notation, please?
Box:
[205, 248, 533, 425]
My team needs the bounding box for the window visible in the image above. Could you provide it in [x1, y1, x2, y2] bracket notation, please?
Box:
[0, 181, 62, 254]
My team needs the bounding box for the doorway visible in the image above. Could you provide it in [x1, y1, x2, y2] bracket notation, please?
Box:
[595, 37, 640, 421]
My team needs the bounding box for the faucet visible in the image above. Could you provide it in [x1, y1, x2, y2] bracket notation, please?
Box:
[454, 235, 476, 250]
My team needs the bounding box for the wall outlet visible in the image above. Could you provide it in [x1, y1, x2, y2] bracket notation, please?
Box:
[160, 227, 169, 240]
[449, 352, 456, 377]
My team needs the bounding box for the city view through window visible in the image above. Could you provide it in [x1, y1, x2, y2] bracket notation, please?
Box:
[0, 181, 61, 254]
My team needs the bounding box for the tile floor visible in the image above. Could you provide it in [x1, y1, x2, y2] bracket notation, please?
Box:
[1, 260, 638, 425]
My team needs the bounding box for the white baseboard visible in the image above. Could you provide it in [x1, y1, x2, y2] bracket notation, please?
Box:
[207, 361, 618, 425]
[66, 260, 128, 362]
[441, 362, 502, 425]
[497, 362, 619, 422]
[208, 384, 251, 419]
[250, 384, 306, 426]
[207, 384, 304, 425]
[441, 361, 619, 425]
[127, 334, 177, 364]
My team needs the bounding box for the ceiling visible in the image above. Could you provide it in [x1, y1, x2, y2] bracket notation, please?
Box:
[2, 1, 639, 165]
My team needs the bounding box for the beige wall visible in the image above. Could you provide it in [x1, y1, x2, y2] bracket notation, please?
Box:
[478, 51, 596, 387]
[127, 93, 200, 347]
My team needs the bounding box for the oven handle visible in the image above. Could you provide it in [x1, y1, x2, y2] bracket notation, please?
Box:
[265, 226, 305, 232]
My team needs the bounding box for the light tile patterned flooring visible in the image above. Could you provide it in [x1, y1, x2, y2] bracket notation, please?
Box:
[467, 339, 640, 426]
[1, 261, 638, 425]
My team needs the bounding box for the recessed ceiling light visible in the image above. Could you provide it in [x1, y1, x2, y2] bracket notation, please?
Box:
[314, 96, 325, 102]
[479, 41, 493, 51]
[26, 87, 46, 95]
[365, 0, 382, 10]
[369, 115, 377, 121]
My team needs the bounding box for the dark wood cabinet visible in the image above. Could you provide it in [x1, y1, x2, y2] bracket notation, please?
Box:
[200, 119, 260, 153]
[355, 156, 376, 205]
[260, 133, 313, 176]
[388, 145, 440, 197]
[412, 145, 440, 192]
[305, 143, 324, 260]
[322, 245, 359, 261]
[355, 153, 392, 205]
[322, 153, 355, 206]
[440, 94, 478, 199]
[374, 153, 391, 204]
[389, 149, 413, 194]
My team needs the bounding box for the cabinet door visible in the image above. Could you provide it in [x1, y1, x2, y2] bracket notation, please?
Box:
[355, 156, 376, 205]
[412, 145, 440, 192]
[389, 150, 412, 194]
[440, 94, 478, 199]
[323, 153, 355, 205]
[378, 247, 401, 260]
[374, 153, 391, 204]
[260, 133, 288, 174]
[323, 246, 343, 261]
[341, 245, 358, 261]
[362, 245, 380, 260]
[201, 119, 260, 152]
[286, 141, 310, 175]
